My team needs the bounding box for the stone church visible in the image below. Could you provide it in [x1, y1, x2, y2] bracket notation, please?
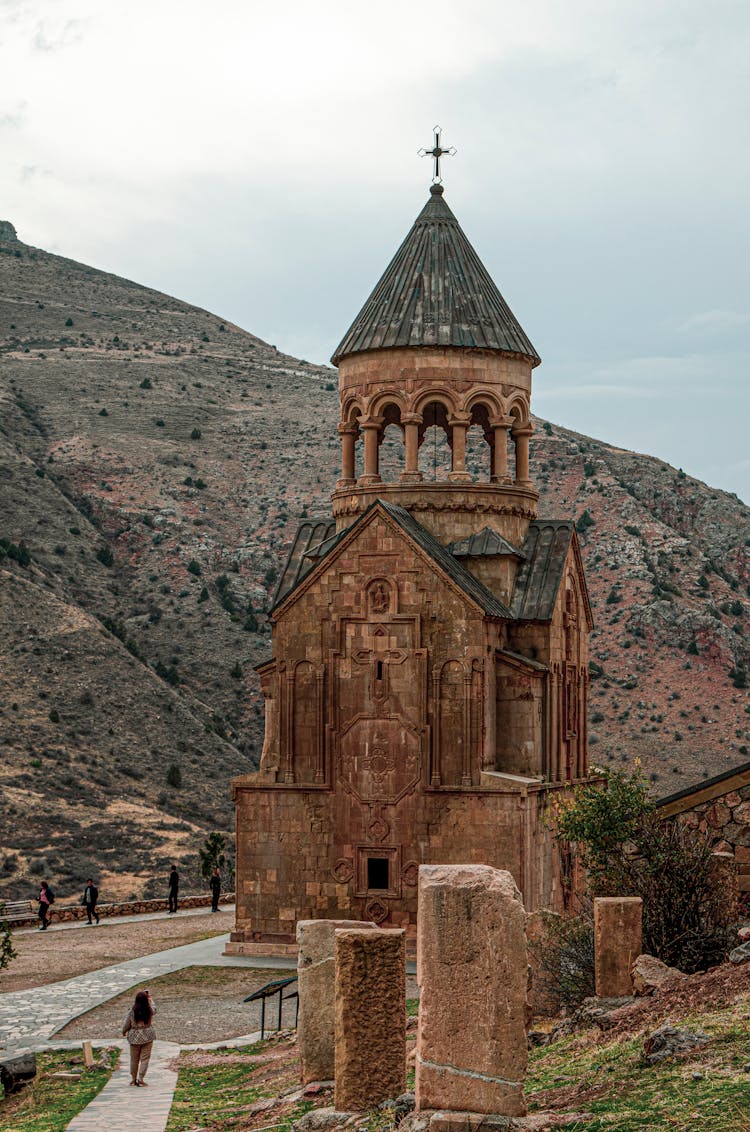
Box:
[228, 182, 593, 953]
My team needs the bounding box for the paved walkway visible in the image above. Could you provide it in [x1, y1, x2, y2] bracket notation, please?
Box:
[0, 932, 295, 1049]
[15, 903, 236, 935]
[65, 1041, 180, 1132]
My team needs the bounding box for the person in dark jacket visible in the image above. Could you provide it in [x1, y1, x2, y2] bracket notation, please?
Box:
[37, 881, 53, 930]
[167, 865, 179, 913]
[82, 878, 99, 924]
[210, 866, 221, 912]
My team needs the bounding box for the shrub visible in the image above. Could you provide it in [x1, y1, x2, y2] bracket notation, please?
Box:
[190, 427, 202, 440]
[531, 901, 595, 1009]
[155, 418, 165, 427]
[96, 545, 113, 567]
[553, 768, 735, 972]
[139, 377, 152, 389]
[65, 317, 73, 327]
[48, 708, 60, 723]
[0, 921, 16, 970]
[199, 831, 227, 881]
[230, 661, 243, 680]
[187, 559, 201, 577]
[576, 510, 595, 533]
[166, 763, 182, 788]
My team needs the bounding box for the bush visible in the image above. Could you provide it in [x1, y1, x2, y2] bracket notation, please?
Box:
[139, 377, 152, 389]
[166, 763, 182, 788]
[531, 901, 595, 1010]
[96, 545, 113, 567]
[187, 559, 201, 577]
[576, 510, 595, 533]
[199, 831, 227, 881]
[65, 317, 73, 327]
[191, 427, 202, 440]
[0, 920, 16, 970]
[553, 768, 735, 972]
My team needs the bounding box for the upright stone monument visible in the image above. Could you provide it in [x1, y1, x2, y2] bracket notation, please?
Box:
[297, 918, 374, 1084]
[416, 864, 528, 1118]
[593, 896, 643, 997]
[334, 927, 406, 1111]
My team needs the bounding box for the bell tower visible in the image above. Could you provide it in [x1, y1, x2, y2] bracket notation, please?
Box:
[331, 182, 540, 549]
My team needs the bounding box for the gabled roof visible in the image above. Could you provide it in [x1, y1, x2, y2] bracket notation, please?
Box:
[448, 527, 524, 560]
[272, 517, 335, 607]
[510, 520, 584, 622]
[331, 185, 540, 366]
[273, 500, 512, 620]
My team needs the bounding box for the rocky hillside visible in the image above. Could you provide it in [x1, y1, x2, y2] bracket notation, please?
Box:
[0, 225, 748, 899]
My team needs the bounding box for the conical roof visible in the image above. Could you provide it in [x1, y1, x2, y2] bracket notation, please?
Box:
[331, 185, 539, 366]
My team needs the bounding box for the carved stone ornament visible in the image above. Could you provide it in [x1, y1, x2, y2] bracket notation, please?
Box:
[367, 816, 390, 843]
[401, 861, 419, 887]
[332, 858, 354, 884]
[364, 897, 390, 924]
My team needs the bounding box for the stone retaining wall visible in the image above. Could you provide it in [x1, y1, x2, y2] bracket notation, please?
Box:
[3, 891, 235, 928]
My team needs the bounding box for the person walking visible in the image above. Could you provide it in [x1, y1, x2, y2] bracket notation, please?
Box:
[81, 878, 99, 925]
[122, 990, 156, 1086]
[167, 865, 179, 914]
[210, 866, 221, 912]
[37, 881, 54, 930]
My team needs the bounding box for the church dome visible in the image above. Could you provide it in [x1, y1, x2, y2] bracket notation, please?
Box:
[331, 184, 540, 367]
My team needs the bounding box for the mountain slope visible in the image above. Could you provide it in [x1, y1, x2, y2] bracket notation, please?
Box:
[0, 226, 748, 899]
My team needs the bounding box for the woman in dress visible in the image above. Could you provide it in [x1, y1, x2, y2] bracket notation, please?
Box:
[122, 990, 156, 1086]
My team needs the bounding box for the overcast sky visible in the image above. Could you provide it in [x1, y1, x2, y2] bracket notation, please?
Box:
[2, 0, 749, 502]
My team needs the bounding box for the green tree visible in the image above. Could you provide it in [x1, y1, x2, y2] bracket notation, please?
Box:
[166, 763, 182, 788]
[199, 832, 227, 881]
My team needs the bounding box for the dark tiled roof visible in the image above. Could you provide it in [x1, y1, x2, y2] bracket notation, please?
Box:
[331, 186, 540, 366]
[510, 521, 575, 621]
[274, 500, 512, 620]
[448, 527, 524, 559]
[272, 517, 335, 607]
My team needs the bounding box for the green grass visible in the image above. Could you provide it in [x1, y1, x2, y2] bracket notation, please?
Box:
[526, 996, 750, 1131]
[165, 1042, 312, 1132]
[0, 1047, 118, 1131]
[406, 998, 419, 1017]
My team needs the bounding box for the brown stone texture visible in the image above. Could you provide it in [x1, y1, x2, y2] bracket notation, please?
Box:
[297, 918, 374, 1084]
[664, 774, 750, 896]
[631, 953, 687, 996]
[333, 927, 406, 1111]
[415, 864, 528, 1118]
[594, 897, 643, 997]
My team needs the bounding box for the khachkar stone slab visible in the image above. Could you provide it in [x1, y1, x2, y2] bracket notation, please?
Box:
[593, 896, 643, 997]
[416, 864, 528, 1118]
[334, 927, 406, 1111]
[297, 919, 374, 1084]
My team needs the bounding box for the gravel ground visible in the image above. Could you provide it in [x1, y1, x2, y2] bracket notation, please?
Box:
[56, 966, 421, 1045]
[0, 912, 230, 992]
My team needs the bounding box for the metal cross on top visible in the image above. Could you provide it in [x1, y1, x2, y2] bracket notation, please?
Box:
[418, 125, 457, 184]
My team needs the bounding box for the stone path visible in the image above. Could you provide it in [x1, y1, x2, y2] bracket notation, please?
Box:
[64, 1040, 180, 1132]
[14, 903, 236, 935]
[0, 932, 295, 1049]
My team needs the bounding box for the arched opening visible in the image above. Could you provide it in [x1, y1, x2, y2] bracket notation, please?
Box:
[378, 404, 404, 483]
[466, 403, 492, 482]
[418, 402, 452, 481]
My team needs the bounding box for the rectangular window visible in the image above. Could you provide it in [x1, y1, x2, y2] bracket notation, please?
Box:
[367, 856, 390, 890]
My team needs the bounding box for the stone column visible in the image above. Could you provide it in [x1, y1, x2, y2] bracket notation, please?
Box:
[416, 864, 528, 1118]
[593, 896, 643, 997]
[400, 416, 423, 482]
[448, 417, 471, 482]
[297, 919, 374, 1084]
[491, 422, 510, 483]
[513, 425, 533, 485]
[359, 422, 381, 484]
[334, 927, 406, 1111]
[337, 424, 357, 486]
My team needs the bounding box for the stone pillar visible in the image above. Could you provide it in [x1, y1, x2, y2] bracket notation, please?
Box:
[448, 418, 471, 482]
[513, 425, 533, 485]
[334, 927, 406, 1111]
[709, 851, 739, 920]
[337, 424, 357, 486]
[297, 919, 374, 1084]
[400, 416, 423, 482]
[416, 864, 528, 1118]
[360, 422, 381, 484]
[491, 422, 510, 483]
[593, 896, 643, 997]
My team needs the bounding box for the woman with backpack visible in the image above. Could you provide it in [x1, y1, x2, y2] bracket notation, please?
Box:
[37, 881, 54, 930]
[122, 990, 156, 1086]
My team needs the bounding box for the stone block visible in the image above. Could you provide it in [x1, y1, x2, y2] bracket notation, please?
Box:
[593, 897, 642, 997]
[415, 864, 528, 1118]
[334, 927, 406, 1110]
[297, 919, 374, 1084]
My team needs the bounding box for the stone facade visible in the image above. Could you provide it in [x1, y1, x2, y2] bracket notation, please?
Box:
[658, 762, 750, 898]
[230, 185, 594, 952]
